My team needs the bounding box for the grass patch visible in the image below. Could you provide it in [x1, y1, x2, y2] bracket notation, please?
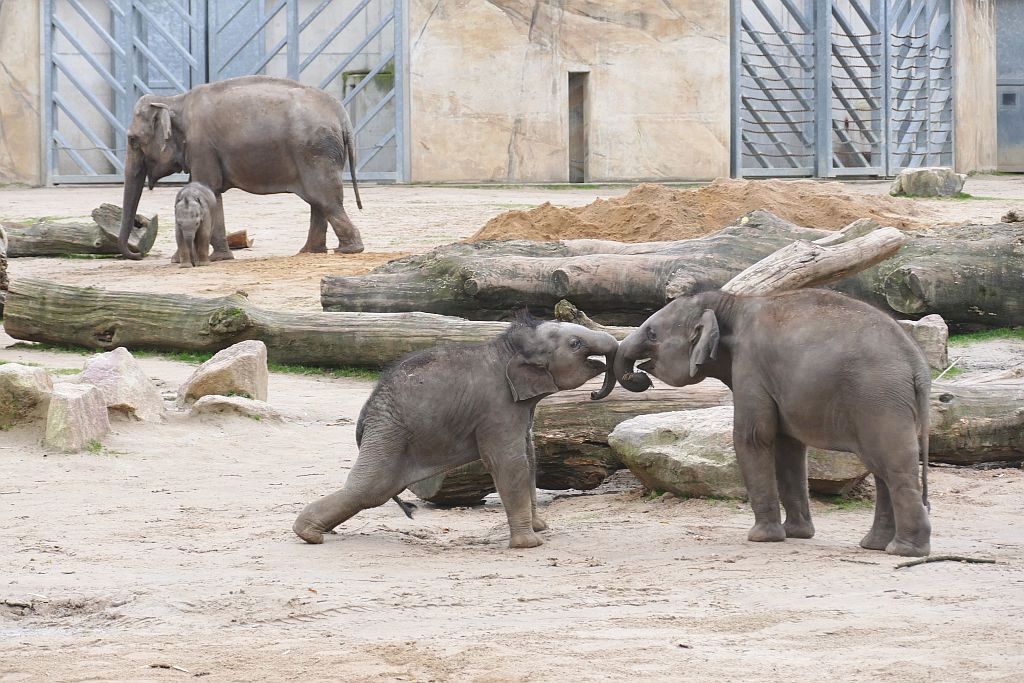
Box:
[932, 366, 965, 379]
[949, 328, 1024, 345]
[817, 495, 873, 510]
[85, 439, 103, 455]
[932, 192, 1011, 202]
[55, 253, 120, 260]
[268, 362, 379, 381]
[47, 368, 80, 376]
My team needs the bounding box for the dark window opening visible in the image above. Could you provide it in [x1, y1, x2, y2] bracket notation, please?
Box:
[1003, 92, 1017, 107]
[568, 72, 589, 183]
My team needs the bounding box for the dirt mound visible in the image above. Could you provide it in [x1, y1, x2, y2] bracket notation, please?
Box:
[469, 179, 928, 242]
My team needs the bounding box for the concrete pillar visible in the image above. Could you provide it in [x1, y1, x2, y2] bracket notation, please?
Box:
[0, 0, 43, 186]
[953, 0, 997, 173]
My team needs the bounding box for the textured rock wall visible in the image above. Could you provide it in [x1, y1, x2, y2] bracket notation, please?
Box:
[0, 0, 42, 185]
[408, 0, 730, 182]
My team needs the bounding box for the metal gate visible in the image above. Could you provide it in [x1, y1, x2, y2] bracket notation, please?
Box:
[731, 0, 953, 178]
[43, 0, 407, 184]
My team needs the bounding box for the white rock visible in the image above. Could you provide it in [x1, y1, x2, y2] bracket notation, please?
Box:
[73, 347, 165, 421]
[190, 395, 283, 422]
[889, 167, 966, 197]
[609, 407, 870, 498]
[898, 315, 949, 371]
[176, 340, 268, 405]
[44, 383, 110, 452]
[0, 363, 53, 427]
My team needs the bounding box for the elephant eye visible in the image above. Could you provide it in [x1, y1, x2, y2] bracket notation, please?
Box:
[128, 135, 139, 149]
[569, 337, 583, 351]
[646, 326, 657, 342]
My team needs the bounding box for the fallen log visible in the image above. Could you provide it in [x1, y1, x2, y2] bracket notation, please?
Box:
[929, 379, 1024, 465]
[322, 212, 1024, 329]
[1, 278, 507, 367]
[227, 230, 253, 249]
[0, 225, 7, 315]
[2, 204, 158, 258]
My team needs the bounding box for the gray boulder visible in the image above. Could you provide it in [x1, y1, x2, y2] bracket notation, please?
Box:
[74, 347, 165, 421]
[609, 407, 869, 498]
[897, 314, 949, 370]
[0, 363, 53, 427]
[889, 167, 966, 197]
[190, 395, 283, 422]
[44, 383, 110, 452]
[177, 340, 268, 405]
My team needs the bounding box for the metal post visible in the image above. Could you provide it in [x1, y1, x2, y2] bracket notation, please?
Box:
[730, 0, 742, 178]
[881, 0, 892, 175]
[814, 0, 834, 177]
[394, 0, 410, 182]
[286, 0, 299, 79]
[42, 0, 54, 184]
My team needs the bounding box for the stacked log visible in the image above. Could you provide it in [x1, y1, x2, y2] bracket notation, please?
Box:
[2, 204, 158, 258]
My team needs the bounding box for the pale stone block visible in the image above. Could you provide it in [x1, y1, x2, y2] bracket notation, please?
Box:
[44, 384, 110, 452]
[177, 340, 269, 405]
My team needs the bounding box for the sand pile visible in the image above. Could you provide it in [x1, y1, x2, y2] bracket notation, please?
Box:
[469, 179, 928, 242]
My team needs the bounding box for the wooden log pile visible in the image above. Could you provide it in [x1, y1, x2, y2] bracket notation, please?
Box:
[322, 211, 1024, 330]
[2, 204, 158, 258]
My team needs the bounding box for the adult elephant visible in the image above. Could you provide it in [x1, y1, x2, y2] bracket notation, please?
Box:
[119, 75, 363, 261]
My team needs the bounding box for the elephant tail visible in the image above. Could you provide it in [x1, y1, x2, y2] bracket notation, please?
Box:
[344, 128, 363, 210]
[914, 366, 930, 510]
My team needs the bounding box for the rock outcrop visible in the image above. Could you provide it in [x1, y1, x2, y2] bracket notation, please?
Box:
[177, 340, 269, 405]
[74, 347, 165, 421]
[43, 384, 110, 452]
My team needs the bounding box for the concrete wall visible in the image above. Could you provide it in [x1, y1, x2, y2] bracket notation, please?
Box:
[407, 0, 730, 183]
[954, 0, 998, 173]
[0, 0, 42, 185]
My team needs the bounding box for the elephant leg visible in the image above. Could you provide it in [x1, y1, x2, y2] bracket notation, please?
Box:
[325, 204, 364, 254]
[209, 192, 233, 261]
[857, 428, 930, 557]
[525, 426, 547, 532]
[299, 206, 329, 254]
[293, 432, 407, 544]
[195, 227, 211, 266]
[478, 429, 541, 549]
[774, 434, 814, 539]
[174, 228, 189, 267]
[733, 395, 785, 543]
[859, 475, 896, 551]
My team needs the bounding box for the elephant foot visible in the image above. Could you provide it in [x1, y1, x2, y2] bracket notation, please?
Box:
[885, 538, 930, 557]
[196, 260, 211, 267]
[747, 521, 786, 543]
[210, 249, 234, 262]
[859, 528, 895, 551]
[293, 515, 327, 545]
[334, 243, 365, 255]
[784, 519, 815, 539]
[170, 253, 180, 264]
[178, 262, 194, 269]
[532, 516, 548, 532]
[298, 244, 328, 254]
[509, 530, 543, 549]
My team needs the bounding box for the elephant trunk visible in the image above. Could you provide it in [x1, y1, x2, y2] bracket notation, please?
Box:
[582, 328, 619, 401]
[119, 149, 146, 260]
[590, 350, 618, 400]
[613, 331, 653, 393]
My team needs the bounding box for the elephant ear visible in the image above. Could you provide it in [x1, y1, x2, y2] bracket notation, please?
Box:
[689, 309, 720, 378]
[505, 356, 559, 402]
[149, 102, 173, 151]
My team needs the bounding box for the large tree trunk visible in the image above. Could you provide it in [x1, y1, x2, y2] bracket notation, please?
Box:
[322, 212, 1024, 329]
[1, 278, 507, 367]
[930, 376, 1024, 465]
[3, 205, 158, 258]
[0, 225, 7, 315]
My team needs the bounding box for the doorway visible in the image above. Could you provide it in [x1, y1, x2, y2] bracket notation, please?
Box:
[568, 72, 589, 183]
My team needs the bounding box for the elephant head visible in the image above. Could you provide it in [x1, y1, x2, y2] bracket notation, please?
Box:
[611, 296, 722, 393]
[504, 316, 619, 403]
[119, 95, 187, 260]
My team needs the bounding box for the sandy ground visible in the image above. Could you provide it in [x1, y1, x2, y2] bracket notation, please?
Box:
[1, 179, 1024, 681]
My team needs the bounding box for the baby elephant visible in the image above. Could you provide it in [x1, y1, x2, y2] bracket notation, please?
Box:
[294, 314, 619, 549]
[173, 182, 216, 267]
[605, 289, 932, 557]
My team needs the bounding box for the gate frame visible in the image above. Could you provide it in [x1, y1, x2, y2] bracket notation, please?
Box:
[730, 0, 956, 179]
[41, 0, 411, 185]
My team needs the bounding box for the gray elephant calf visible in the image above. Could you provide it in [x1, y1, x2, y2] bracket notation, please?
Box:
[605, 289, 932, 557]
[173, 182, 216, 267]
[294, 314, 618, 549]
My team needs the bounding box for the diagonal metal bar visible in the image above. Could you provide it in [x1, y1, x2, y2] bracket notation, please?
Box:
[318, 14, 393, 89]
[742, 98, 803, 167]
[741, 60, 814, 149]
[356, 128, 396, 172]
[215, 0, 256, 35]
[53, 129, 97, 175]
[133, 37, 188, 92]
[158, 0, 203, 32]
[134, 2, 200, 71]
[248, 36, 289, 77]
[301, 0, 372, 71]
[103, 0, 125, 19]
[830, 7, 878, 70]
[750, 0, 813, 70]
[300, 0, 334, 31]
[342, 52, 395, 105]
[52, 16, 125, 96]
[778, 0, 812, 32]
[353, 89, 395, 138]
[53, 93, 124, 171]
[844, 0, 879, 34]
[133, 76, 154, 96]
[53, 55, 125, 133]
[218, 0, 287, 74]
[66, 0, 125, 58]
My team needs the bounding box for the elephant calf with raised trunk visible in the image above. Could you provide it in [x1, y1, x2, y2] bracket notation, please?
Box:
[294, 314, 619, 549]
[119, 75, 362, 262]
[602, 289, 932, 557]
